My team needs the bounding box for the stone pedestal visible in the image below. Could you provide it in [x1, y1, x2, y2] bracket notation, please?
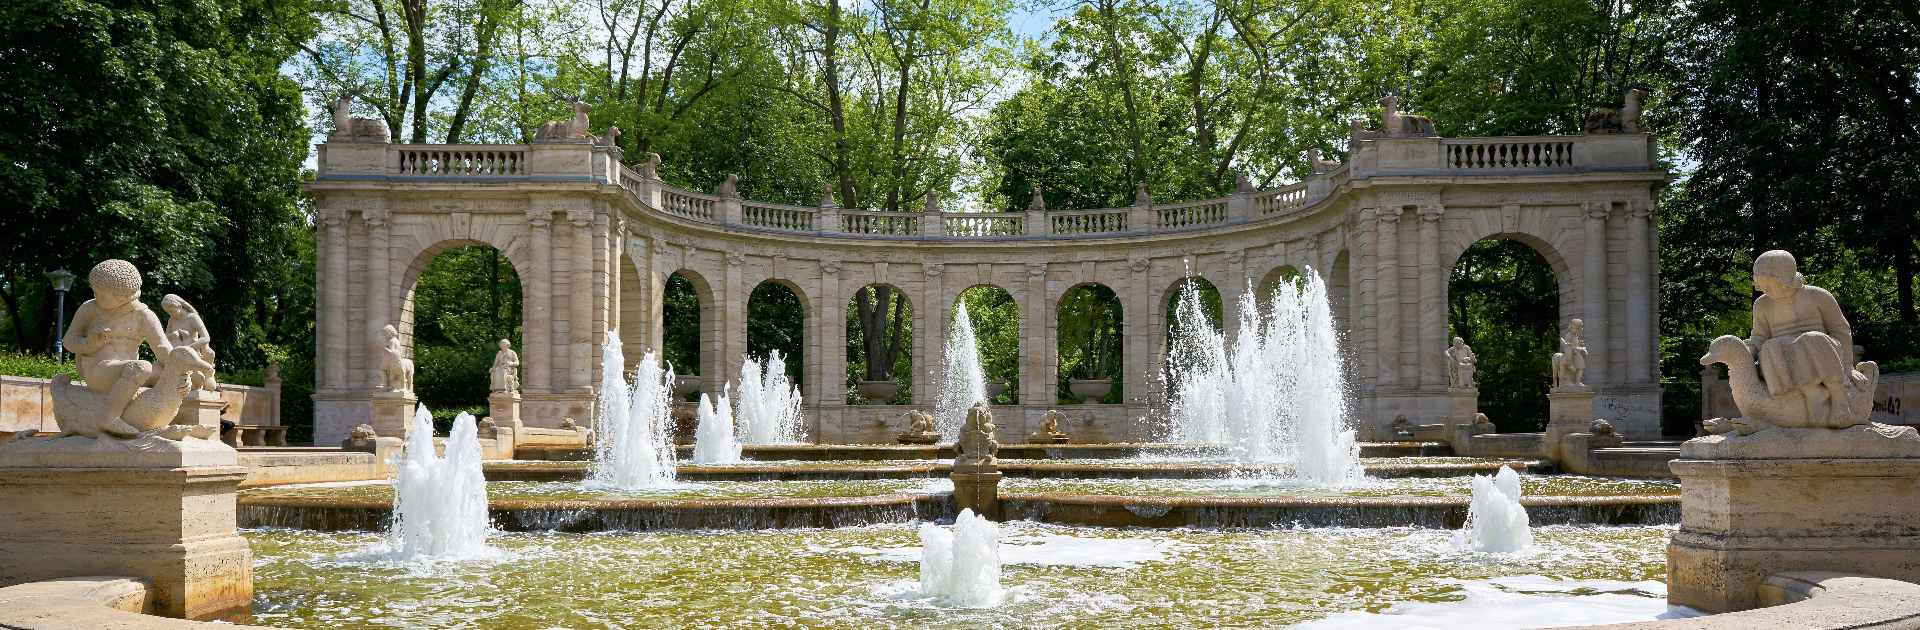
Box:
[951, 471, 1002, 520]
[488, 393, 521, 424]
[369, 391, 418, 437]
[1667, 424, 1920, 613]
[0, 438, 252, 621]
[172, 390, 225, 428]
[1444, 388, 1479, 435]
[1546, 387, 1595, 460]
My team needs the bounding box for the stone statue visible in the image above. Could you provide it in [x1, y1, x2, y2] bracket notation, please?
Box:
[535, 96, 593, 142]
[1551, 319, 1588, 389]
[1583, 88, 1646, 134]
[1446, 337, 1477, 390]
[897, 410, 939, 444]
[1133, 182, 1153, 206]
[325, 91, 390, 141]
[820, 183, 838, 208]
[489, 339, 520, 394]
[1308, 148, 1341, 174]
[1473, 413, 1497, 433]
[1028, 409, 1068, 444]
[1590, 418, 1614, 436]
[1350, 119, 1378, 144]
[1390, 414, 1413, 437]
[560, 417, 578, 430]
[714, 173, 739, 198]
[924, 189, 941, 213]
[1028, 188, 1045, 211]
[14, 260, 219, 443]
[639, 152, 662, 179]
[374, 324, 413, 393]
[161, 294, 217, 392]
[953, 402, 998, 473]
[1380, 92, 1437, 138]
[1699, 250, 1879, 434]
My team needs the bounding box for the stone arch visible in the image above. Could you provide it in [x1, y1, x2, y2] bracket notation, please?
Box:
[1442, 227, 1579, 322]
[617, 250, 647, 369]
[746, 279, 808, 387]
[395, 238, 532, 353]
[1444, 231, 1569, 432]
[663, 268, 717, 394]
[847, 282, 915, 404]
[951, 284, 1021, 405]
[393, 238, 529, 414]
[1254, 265, 1303, 315]
[1057, 282, 1123, 404]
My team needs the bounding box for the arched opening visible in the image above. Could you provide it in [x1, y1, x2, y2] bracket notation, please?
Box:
[1449, 238, 1561, 432]
[662, 271, 703, 400]
[747, 280, 805, 386]
[406, 244, 522, 432]
[1256, 266, 1302, 314]
[956, 285, 1019, 405]
[1057, 284, 1122, 404]
[1162, 276, 1223, 390]
[847, 284, 912, 404]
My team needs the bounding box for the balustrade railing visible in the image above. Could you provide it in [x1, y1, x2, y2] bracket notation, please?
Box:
[1255, 183, 1309, 215]
[1156, 199, 1229, 229]
[841, 211, 919, 236]
[661, 189, 716, 220]
[1050, 209, 1129, 235]
[1443, 138, 1577, 170]
[743, 203, 817, 232]
[945, 213, 1023, 237]
[394, 147, 526, 176]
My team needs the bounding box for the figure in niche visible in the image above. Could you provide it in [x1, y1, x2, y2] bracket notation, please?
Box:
[1551, 319, 1588, 388]
[1698, 250, 1879, 433]
[490, 339, 520, 395]
[1446, 337, 1477, 390]
[374, 324, 414, 393]
[162, 294, 217, 392]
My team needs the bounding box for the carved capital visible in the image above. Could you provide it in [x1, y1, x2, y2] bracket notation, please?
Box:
[526, 209, 553, 228]
[683, 244, 697, 260]
[1585, 202, 1612, 220]
[1419, 205, 1444, 222]
[820, 260, 842, 274]
[725, 251, 746, 266]
[1224, 249, 1244, 265]
[1377, 207, 1403, 223]
[1627, 202, 1652, 220]
[923, 262, 944, 277]
[1026, 261, 1049, 276]
[1128, 256, 1150, 273]
[319, 208, 347, 227]
[362, 208, 391, 228]
[567, 209, 593, 228]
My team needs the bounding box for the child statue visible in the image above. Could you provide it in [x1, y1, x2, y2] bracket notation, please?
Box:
[489, 339, 520, 394]
[161, 294, 217, 391]
[62, 260, 174, 423]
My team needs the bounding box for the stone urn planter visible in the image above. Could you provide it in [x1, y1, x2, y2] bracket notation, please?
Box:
[1069, 379, 1112, 401]
[984, 380, 1008, 398]
[855, 379, 900, 402]
[673, 374, 702, 397]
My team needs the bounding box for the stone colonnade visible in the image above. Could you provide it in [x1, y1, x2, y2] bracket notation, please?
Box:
[304, 131, 1667, 445]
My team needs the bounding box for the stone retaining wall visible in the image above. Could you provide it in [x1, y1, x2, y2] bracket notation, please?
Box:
[0, 374, 281, 434]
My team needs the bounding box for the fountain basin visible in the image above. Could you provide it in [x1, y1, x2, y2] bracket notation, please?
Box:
[481, 457, 1553, 482]
[513, 442, 1453, 461]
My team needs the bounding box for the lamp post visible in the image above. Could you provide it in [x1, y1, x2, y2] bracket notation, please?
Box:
[45, 269, 75, 358]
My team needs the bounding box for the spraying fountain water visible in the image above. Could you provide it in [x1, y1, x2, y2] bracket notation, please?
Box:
[916, 508, 1003, 607]
[690, 388, 741, 464]
[1164, 269, 1361, 484]
[389, 405, 490, 559]
[736, 351, 804, 444]
[588, 331, 678, 489]
[935, 302, 989, 441]
[1452, 465, 1533, 553]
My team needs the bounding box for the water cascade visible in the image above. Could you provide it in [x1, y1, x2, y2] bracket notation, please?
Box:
[1451, 465, 1533, 553]
[1164, 270, 1361, 484]
[588, 331, 678, 489]
[390, 405, 490, 559]
[935, 302, 989, 441]
[916, 508, 1003, 607]
[690, 389, 741, 464]
[736, 351, 804, 444]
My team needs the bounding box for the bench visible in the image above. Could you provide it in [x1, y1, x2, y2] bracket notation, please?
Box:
[223, 425, 289, 447]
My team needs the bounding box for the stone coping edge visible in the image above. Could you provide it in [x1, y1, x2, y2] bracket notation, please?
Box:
[3, 571, 1915, 629]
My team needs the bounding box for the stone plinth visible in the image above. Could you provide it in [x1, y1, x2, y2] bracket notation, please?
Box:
[1667, 424, 1920, 613]
[951, 471, 1002, 521]
[172, 390, 224, 428]
[1444, 389, 1478, 434]
[1546, 387, 1596, 460]
[488, 393, 521, 424]
[369, 392, 417, 437]
[0, 439, 252, 621]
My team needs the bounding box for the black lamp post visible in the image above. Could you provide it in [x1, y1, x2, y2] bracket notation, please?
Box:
[45, 269, 75, 358]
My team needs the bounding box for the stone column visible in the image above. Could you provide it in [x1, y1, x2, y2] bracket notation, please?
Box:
[1626, 201, 1653, 386]
[1582, 201, 1610, 388]
[1354, 209, 1377, 392]
[524, 210, 553, 394]
[0, 443, 253, 621]
[364, 209, 392, 333]
[1124, 256, 1154, 410]
[722, 251, 747, 386]
[1418, 205, 1445, 390]
[320, 208, 348, 390]
[568, 209, 594, 392]
[1376, 207, 1403, 390]
[1222, 250, 1246, 341]
[819, 260, 845, 407]
[1023, 263, 1050, 414]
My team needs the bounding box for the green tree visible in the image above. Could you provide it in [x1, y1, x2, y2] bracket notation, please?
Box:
[1448, 239, 1558, 432]
[663, 272, 701, 375]
[957, 286, 1019, 404]
[411, 246, 523, 411]
[1057, 284, 1122, 403]
[747, 281, 805, 384]
[846, 285, 912, 403]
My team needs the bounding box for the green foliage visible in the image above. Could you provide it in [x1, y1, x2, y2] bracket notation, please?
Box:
[958, 286, 1019, 404]
[845, 287, 912, 404]
[0, 351, 77, 379]
[1165, 278, 1223, 344]
[1057, 284, 1122, 403]
[747, 281, 805, 384]
[662, 273, 701, 375]
[430, 405, 489, 436]
[1448, 239, 1557, 432]
[411, 246, 522, 412]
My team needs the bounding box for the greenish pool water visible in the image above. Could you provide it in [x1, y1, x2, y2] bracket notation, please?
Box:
[1001, 475, 1678, 498]
[243, 479, 949, 502]
[247, 523, 1679, 630]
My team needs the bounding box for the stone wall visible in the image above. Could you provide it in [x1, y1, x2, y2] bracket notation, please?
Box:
[1703, 369, 1920, 426]
[0, 376, 281, 434]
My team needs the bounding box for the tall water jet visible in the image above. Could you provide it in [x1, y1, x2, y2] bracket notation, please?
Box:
[935, 302, 989, 441]
[389, 405, 490, 559]
[588, 331, 677, 489]
[690, 388, 741, 464]
[917, 508, 1003, 607]
[1164, 270, 1360, 484]
[736, 351, 804, 444]
[1451, 465, 1532, 553]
